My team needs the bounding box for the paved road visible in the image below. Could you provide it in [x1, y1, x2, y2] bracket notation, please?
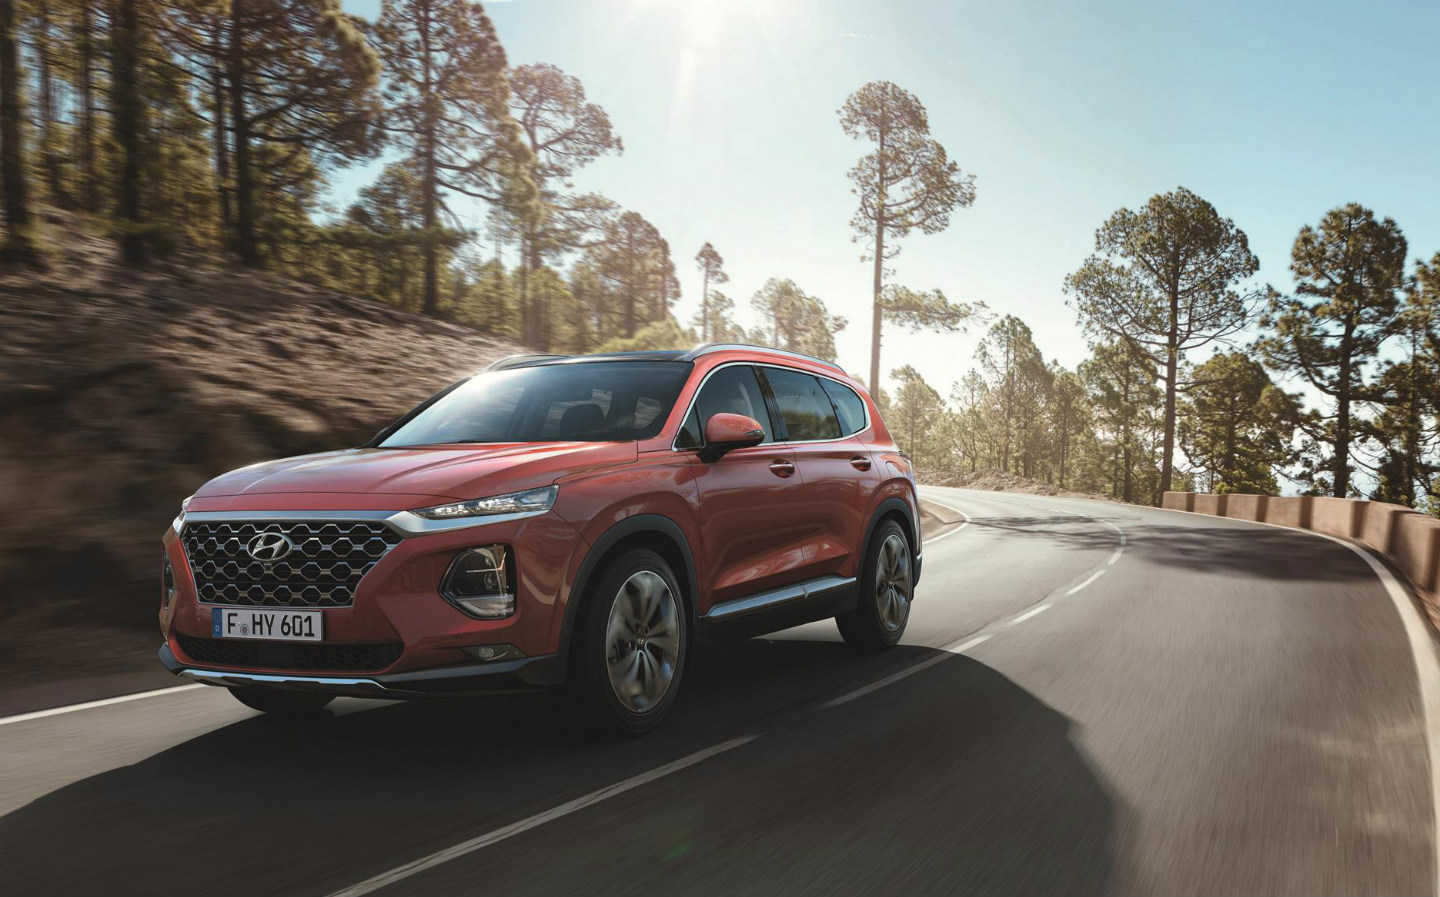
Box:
[2, 489, 1435, 896]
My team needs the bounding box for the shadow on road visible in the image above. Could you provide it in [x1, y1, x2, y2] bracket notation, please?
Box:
[973, 514, 1373, 584]
[0, 640, 1120, 897]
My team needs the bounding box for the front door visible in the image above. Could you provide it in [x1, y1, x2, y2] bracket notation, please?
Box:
[683, 364, 810, 607]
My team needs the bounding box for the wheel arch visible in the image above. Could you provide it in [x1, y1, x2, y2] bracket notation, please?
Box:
[558, 514, 700, 664]
[862, 496, 920, 585]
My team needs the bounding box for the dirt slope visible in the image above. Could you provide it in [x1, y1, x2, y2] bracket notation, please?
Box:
[0, 219, 530, 680]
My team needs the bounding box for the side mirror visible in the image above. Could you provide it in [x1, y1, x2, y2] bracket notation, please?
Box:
[699, 413, 765, 463]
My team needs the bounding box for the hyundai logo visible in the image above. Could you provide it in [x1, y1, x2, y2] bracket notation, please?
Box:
[246, 532, 294, 562]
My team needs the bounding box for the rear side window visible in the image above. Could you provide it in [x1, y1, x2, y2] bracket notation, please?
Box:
[762, 368, 841, 441]
[677, 365, 775, 449]
[821, 379, 868, 436]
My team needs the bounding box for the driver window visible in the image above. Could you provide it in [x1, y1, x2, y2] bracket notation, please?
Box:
[677, 365, 774, 448]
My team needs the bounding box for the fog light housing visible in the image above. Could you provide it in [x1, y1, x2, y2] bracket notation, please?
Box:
[442, 545, 516, 618]
[462, 644, 524, 663]
[162, 555, 176, 608]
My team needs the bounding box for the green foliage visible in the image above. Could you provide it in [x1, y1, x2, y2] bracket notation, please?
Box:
[889, 365, 947, 471]
[596, 316, 695, 354]
[1258, 204, 1409, 498]
[880, 285, 986, 333]
[749, 278, 846, 362]
[1066, 187, 1263, 495]
[1079, 341, 1163, 503]
[691, 289, 747, 343]
[1178, 352, 1302, 495]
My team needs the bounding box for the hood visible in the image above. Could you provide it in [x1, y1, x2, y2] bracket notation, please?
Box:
[195, 442, 639, 504]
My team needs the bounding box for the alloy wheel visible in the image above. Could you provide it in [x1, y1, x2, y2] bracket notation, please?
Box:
[875, 532, 912, 632]
[604, 570, 682, 713]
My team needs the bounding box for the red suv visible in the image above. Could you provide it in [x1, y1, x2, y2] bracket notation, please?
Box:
[159, 344, 922, 733]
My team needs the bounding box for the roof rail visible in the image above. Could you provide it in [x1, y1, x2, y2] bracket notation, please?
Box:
[483, 354, 570, 372]
[679, 343, 846, 373]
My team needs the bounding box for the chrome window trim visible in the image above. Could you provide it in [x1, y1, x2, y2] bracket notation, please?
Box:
[180, 507, 552, 538]
[670, 360, 872, 453]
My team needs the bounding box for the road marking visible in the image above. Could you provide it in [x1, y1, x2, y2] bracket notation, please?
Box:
[1066, 570, 1107, 595]
[1011, 604, 1052, 623]
[325, 735, 758, 897]
[0, 683, 207, 727]
[825, 633, 993, 708]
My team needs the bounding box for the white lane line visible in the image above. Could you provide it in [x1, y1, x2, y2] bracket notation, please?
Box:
[0, 684, 207, 727]
[1011, 604, 1052, 623]
[1066, 570, 1107, 595]
[825, 633, 993, 708]
[325, 735, 758, 897]
[1155, 504, 1440, 897]
[823, 488, 1131, 709]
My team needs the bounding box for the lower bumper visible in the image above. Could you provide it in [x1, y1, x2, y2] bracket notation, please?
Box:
[158, 643, 565, 698]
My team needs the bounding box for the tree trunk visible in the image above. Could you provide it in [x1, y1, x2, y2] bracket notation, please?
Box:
[868, 128, 887, 395]
[700, 271, 710, 342]
[211, 53, 231, 235]
[35, 0, 67, 206]
[419, 0, 440, 316]
[112, 0, 146, 264]
[1334, 323, 1355, 498]
[78, 0, 98, 212]
[1157, 284, 1180, 501]
[0, 0, 36, 262]
[228, 0, 257, 264]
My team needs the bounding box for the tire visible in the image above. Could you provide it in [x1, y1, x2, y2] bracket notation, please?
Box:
[229, 686, 335, 717]
[567, 547, 688, 737]
[836, 519, 913, 651]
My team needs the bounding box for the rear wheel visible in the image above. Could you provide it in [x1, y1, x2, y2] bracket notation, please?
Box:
[836, 519, 913, 651]
[229, 687, 334, 717]
[568, 548, 687, 736]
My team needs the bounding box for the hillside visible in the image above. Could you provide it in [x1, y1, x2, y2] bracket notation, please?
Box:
[0, 216, 531, 682]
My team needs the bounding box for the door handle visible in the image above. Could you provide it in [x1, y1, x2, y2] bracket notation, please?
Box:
[850, 456, 872, 471]
[768, 459, 796, 478]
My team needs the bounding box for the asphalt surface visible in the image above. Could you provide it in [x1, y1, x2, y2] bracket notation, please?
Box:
[2, 488, 1436, 896]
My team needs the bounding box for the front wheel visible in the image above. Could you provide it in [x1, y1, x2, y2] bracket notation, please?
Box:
[836, 519, 913, 651]
[568, 548, 688, 736]
[229, 687, 334, 717]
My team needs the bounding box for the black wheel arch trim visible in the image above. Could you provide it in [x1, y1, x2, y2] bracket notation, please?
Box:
[863, 496, 922, 587]
[559, 513, 701, 661]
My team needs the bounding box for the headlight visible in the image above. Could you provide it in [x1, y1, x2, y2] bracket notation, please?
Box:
[413, 486, 557, 521]
[442, 545, 516, 618]
[171, 495, 193, 534]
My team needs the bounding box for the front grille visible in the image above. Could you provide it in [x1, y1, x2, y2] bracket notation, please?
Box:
[181, 520, 402, 608]
[176, 634, 404, 672]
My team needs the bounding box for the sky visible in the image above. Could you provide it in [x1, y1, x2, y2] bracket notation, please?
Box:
[335, 0, 1440, 398]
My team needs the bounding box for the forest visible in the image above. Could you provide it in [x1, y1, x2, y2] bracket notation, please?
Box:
[0, 0, 1436, 511]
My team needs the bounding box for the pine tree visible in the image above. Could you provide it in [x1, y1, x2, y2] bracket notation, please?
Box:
[839, 81, 975, 392]
[377, 0, 531, 314]
[1257, 204, 1408, 497]
[1066, 187, 1263, 499]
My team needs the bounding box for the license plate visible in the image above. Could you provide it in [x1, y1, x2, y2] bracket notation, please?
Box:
[212, 607, 323, 642]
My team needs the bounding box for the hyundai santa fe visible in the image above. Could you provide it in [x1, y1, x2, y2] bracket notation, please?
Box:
[158, 344, 923, 734]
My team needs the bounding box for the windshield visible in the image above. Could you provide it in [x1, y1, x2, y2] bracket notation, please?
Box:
[380, 361, 692, 447]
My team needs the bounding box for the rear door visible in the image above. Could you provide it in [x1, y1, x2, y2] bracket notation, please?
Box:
[759, 366, 878, 580]
[680, 364, 808, 607]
